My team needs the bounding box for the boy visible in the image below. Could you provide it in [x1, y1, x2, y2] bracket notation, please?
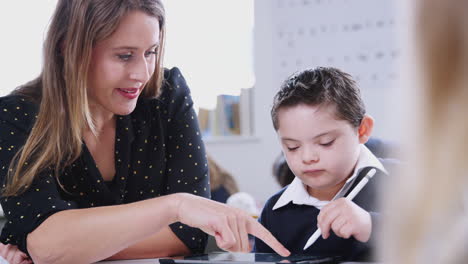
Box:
[255, 67, 395, 261]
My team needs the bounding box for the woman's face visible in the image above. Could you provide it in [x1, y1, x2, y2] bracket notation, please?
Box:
[87, 10, 160, 117]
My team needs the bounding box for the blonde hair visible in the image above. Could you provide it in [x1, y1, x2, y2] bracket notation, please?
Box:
[383, 0, 468, 262]
[3, 0, 166, 196]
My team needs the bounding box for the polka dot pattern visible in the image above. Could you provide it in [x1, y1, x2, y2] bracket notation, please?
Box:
[0, 67, 210, 254]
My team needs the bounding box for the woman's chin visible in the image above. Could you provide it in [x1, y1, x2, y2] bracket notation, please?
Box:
[113, 105, 137, 116]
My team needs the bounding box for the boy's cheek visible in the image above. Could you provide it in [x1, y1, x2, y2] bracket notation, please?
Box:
[283, 153, 295, 166]
[284, 160, 299, 177]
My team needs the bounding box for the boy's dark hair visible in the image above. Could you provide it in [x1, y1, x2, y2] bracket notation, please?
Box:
[271, 67, 365, 130]
[272, 153, 295, 187]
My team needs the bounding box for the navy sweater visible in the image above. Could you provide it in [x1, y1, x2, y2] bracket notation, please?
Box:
[255, 160, 397, 261]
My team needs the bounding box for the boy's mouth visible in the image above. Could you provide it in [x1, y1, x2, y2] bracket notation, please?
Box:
[302, 169, 325, 177]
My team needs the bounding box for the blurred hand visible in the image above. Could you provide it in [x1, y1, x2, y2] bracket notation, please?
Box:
[174, 193, 290, 256]
[317, 198, 372, 242]
[0, 243, 32, 264]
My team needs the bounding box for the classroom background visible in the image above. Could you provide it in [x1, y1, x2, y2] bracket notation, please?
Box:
[0, 0, 406, 206]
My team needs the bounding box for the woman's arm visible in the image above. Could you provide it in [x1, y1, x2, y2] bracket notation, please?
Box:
[105, 227, 191, 260]
[27, 193, 289, 264]
[27, 194, 179, 264]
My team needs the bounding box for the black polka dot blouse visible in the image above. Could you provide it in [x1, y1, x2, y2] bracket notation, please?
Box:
[0, 67, 210, 255]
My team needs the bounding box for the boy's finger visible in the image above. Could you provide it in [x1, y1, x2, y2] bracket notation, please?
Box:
[318, 202, 341, 224]
[338, 223, 353, 239]
[318, 207, 341, 239]
[320, 224, 330, 239]
[247, 219, 290, 257]
[317, 215, 330, 239]
[331, 218, 347, 238]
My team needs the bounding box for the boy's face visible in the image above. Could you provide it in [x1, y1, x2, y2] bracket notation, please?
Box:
[276, 103, 372, 200]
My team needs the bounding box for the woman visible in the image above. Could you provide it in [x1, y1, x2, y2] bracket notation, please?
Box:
[383, 0, 468, 263]
[0, 1, 289, 263]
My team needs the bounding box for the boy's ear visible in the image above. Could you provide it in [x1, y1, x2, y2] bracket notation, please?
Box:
[358, 115, 374, 144]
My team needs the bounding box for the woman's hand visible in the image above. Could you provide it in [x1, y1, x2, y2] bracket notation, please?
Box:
[174, 193, 290, 256]
[317, 198, 372, 242]
[0, 243, 32, 264]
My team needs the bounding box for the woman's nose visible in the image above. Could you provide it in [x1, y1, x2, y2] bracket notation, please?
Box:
[129, 56, 152, 83]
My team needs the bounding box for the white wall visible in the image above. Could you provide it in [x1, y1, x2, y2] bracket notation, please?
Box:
[163, 0, 255, 110]
[206, 0, 402, 204]
[206, 0, 281, 205]
[0, 1, 57, 96]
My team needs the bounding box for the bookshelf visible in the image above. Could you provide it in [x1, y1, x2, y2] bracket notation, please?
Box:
[203, 135, 259, 144]
[198, 88, 254, 140]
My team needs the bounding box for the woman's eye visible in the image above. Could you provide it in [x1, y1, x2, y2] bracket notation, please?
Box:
[117, 53, 132, 61]
[320, 140, 335, 147]
[145, 50, 157, 58]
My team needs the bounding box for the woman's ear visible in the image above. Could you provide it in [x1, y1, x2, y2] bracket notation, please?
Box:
[358, 115, 374, 144]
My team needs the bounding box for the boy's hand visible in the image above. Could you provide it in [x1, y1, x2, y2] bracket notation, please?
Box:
[316, 198, 371, 242]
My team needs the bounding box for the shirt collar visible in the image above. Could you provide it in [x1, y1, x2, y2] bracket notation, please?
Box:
[272, 144, 387, 210]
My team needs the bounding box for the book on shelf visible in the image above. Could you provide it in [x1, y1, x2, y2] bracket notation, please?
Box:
[239, 87, 252, 136]
[217, 94, 240, 135]
[198, 88, 253, 138]
[198, 108, 211, 136]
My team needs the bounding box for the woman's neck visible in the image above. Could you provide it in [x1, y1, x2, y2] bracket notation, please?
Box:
[88, 102, 116, 134]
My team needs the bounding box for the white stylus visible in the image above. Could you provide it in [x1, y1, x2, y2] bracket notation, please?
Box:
[303, 168, 377, 250]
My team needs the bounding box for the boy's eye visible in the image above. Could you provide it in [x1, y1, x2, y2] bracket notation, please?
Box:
[287, 146, 299, 151]
[117, 53, 132, 61]
[320, 140, 335, 147]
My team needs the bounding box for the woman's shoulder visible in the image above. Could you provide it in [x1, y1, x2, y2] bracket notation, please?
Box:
[143, 67, 191, 104]
[163, 66, 189, 92]
[135, 67, 193, 116]
[131, 67, 194, 126]
[0, 94, 39, 131]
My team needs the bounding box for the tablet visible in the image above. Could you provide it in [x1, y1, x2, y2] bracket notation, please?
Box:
[160, 252, 338, 264]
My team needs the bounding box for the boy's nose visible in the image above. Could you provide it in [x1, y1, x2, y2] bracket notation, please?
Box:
[302, 149, 319, 164]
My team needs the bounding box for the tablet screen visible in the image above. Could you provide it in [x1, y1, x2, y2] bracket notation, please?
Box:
[179, 252, 337, 263]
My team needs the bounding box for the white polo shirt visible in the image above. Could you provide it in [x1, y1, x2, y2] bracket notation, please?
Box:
[272, 144, 387, 210]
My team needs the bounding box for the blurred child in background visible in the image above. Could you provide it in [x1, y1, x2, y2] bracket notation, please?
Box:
[208, 156, 239, 203]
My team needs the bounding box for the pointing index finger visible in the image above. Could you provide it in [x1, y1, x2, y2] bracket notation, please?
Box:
[247, 218, 290, 257]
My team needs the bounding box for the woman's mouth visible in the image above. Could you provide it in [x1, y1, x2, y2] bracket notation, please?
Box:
[116, 88, 139, 99]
